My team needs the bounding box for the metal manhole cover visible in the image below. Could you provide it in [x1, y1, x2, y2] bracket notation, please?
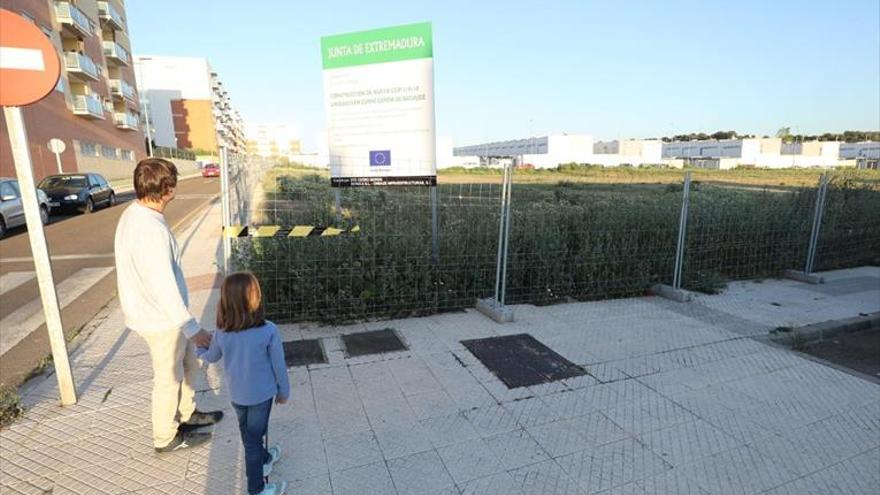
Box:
[461, 333, 586, 388]
[283, 339, 327, 367]
[341, 328, 407, 357]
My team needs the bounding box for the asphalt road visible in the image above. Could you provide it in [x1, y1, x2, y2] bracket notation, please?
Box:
[0, 176, 219, 389]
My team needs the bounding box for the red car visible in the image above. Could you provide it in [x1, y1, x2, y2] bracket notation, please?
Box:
[202, 164, 220, 177]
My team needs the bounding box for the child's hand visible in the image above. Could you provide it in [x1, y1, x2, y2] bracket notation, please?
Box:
[275, 396, 288, 405]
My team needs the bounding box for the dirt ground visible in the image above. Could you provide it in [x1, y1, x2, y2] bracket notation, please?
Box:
[800, 329, 880, 379]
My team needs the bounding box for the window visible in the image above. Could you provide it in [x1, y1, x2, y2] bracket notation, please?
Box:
[80, 142, 98, 157]
[89, 175, 99, 187]
[55, 77, 65, 94]
[101, 146, 118, 159]
[1, 182, 20, 199]
[122, 150, 135, 161]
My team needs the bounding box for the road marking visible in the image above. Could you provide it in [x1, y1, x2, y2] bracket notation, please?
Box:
[0, 271, 36, 295]
[0, 267, 114, 355]
[0, 47, 45, 71]
[0, 253, 115, 263]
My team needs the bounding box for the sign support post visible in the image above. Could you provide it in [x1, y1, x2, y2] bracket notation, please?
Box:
[1, 8, 76, 405]
[4, 107, 77, 405]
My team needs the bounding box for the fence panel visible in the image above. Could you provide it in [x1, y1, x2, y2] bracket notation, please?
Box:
[225, 159, 880, 323]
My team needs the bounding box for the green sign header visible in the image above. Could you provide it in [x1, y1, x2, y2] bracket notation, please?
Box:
[321, 22, 433, 69]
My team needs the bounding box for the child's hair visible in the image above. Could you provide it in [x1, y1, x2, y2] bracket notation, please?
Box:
[216, 271, 265, 332]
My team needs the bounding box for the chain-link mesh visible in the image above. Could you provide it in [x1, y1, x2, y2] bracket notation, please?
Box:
[223, 156, 880, 324]
[682, 182, 817, 293]
[814, 175, 880, 271]
[227, 153, 503, 323]
[504, 180, 680, 305]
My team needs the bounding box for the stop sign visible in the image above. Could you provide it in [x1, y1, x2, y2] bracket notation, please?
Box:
[0, 9, 61, 106]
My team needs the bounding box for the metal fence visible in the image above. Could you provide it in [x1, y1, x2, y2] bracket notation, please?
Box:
[153, 146, 196, 161]
[219, 150, 880, 324]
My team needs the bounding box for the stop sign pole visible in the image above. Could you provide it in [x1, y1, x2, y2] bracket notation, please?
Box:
[1, 9, 76, 405]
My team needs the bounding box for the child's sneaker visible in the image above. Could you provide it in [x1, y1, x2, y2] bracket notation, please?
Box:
[263, 445, 282, 477]
[257, 481, 288, 495]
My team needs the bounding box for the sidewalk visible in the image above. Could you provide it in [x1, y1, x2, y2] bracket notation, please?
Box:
[1, 200, 878, 494]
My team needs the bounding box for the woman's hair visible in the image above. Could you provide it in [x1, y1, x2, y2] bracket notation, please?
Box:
[216, 271, 265, 332]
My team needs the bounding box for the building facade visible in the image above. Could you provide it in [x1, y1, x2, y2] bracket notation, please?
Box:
[245, 123, 301, 159]
[134, 55, 244, 154]
[454, 135, 594, 169]
[0, 0, 146, 182]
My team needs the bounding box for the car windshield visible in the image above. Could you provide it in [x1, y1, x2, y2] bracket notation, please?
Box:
[39, 176, 87, 188]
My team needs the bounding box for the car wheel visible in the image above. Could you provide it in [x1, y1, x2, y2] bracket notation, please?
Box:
[40, 205, 49, 225]
[0, 218, 6, 239]
[83, 197, 94, 214]
[108, 192, 116, 207]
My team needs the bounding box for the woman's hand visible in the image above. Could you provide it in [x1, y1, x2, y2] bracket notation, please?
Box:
[275, 395, 288, 405]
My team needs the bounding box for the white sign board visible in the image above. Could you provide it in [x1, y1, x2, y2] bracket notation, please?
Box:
[321, 22, 436, 186]
[47, 137, 65, 154]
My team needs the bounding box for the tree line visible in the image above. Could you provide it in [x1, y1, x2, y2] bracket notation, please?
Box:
[658, 129, 879, 143]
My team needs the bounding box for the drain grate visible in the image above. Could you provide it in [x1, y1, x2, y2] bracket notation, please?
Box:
[341, 328, 407, 357]
[283, 339, 327, 367]
[461, 333, 586, 388]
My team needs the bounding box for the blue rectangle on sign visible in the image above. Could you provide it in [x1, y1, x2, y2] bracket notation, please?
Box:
[369, 150, 391, 167]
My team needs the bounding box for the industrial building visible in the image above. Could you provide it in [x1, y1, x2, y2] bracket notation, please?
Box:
[0, 0, 146, 182]
[453, 135, 594, 168]
[133, 55, 245, 154]
[452, 134, 877, 170]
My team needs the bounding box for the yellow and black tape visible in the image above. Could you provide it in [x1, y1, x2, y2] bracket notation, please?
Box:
[223, 225, 361, 238]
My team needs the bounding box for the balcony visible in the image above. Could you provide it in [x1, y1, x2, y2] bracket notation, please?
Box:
[114, 112, 139, 130]
[97, 1, 124, 30]
[63, 52, 100, 81]
[109, 79, 136, 102]
[72, 94, 104, 119]
[102, 41, 130, 66]
[54, 2, 92, 38]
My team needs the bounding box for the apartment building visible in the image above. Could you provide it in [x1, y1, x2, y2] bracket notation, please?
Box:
[245, 123, 301, 159]
[134, 55, 245, 154]
[0, 0, 145, 181]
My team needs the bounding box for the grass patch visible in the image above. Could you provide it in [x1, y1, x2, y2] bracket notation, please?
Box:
[0, 387, 24, 428]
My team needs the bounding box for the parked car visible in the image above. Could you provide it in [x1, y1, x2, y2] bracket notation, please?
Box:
[38, 173, 115, 215]
[0, 177, 51, 239]
[202, 164, 220, 177]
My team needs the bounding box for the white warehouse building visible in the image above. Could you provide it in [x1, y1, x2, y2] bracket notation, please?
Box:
[592, 140, 664, 166]
[661, 138, 864, 169]
[453, 135, 595, 169]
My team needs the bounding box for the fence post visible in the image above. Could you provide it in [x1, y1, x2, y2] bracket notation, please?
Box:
[673, 171, 692, 290]
[784, 173, 828, 284]
[477, 161, 514, 322]
[499, 162, 514, 306]
[431, 185, 439, 265]
[652, 171, 693, 302]
[804, 173, 829, 275]
[219, 146, 231, 273]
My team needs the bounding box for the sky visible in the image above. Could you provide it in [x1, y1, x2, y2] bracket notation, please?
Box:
[127, 0, 880, 150]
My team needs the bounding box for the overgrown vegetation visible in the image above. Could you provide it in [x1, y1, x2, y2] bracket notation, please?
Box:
[233, 169, 880, 324]
[0, 387, 23, 428]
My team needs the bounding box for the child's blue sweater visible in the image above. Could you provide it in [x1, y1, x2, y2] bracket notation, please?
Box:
[197, 321, 290, 406]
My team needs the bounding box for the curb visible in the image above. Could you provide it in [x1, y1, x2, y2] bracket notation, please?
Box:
[766, 312, 880, 346]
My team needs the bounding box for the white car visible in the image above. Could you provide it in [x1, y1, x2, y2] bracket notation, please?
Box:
[0, 177, 51, 239]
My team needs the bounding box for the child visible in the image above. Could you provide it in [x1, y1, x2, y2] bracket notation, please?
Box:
[197, 271, 290, 495]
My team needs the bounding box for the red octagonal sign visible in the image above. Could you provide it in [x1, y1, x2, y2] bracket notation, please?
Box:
[0, 9, 61, 107]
